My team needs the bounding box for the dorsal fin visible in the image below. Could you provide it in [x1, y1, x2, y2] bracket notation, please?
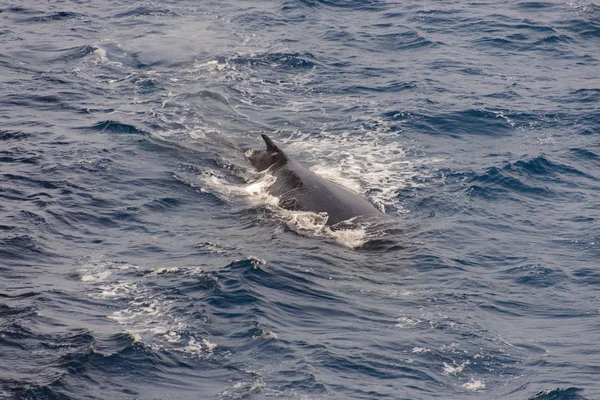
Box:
[262, 134, 279, 152]
[261, 134, 288, 163]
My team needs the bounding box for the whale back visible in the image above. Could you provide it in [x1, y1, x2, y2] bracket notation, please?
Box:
[247, 135, 383, 225]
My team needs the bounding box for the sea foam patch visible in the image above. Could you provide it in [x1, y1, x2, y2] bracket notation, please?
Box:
[443, 360, 470, 375]
[463, 379, 486, 391]
[80, 260, 216, 358]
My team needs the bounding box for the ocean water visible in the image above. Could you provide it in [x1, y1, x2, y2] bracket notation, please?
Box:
[1, 0, 599, 399]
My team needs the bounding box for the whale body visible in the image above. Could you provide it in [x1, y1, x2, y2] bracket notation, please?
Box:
[246, 135, 383, 226]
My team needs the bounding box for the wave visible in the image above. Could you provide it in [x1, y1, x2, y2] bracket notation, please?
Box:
[569, 88, 600, 103]
[463, 153, 597, 203]
[475, 33, 575, 54]
[392, 109, 521, 138]
[0, 330, 162, 400]
[113, 6, 180, 18]
[360, 31, 437, 51]
[287, 0, 384, 11]
[23, 11, 87, 23]
[84, 120, 149, 135]
[500, 263, 569, 288]
[516, 2, 559, 10]
[510, 155, 589, 178]
[529, 387, 587, 400]
[52, 45, 98, 62]
[227, 51, 317, 71]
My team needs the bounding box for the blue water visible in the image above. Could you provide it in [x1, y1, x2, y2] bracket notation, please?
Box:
[1, 0, 599, 399]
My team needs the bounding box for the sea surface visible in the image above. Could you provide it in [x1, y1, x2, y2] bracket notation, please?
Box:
[1, 1, 599, 399]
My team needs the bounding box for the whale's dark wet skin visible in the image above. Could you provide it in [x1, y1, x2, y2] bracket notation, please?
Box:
[247, 135, 383, 226]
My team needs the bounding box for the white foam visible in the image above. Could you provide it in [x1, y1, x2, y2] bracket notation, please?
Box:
[185, 168, 278, 208]
[181, 336, 203, 355]
[252, 331, 278, 340]
[219, 372, 266, 399]
[567, 1, 597, 14]
[411, 347, 430, 354]
[284, 210, 329, 230]
[127, 331, 143, 343]
[194, 59, 234, 73]
[165, 331, 181, 343]
[442, 360, 470, 375]
[329, 226, 370, 249]
[463, 379, 486, 391]
[282, 211, 371, 248]
[148, 267, 180, 276]
[149, 326, 168, 335]
[81, 270, 111, 282]
[98, 282, 135, 298]
[87, 40, 127, 69]
[107, 309, 136, 323]
[395, 317, 420, 328]
[93, 47, 107, 62]
[80, 260, 217, 358]
[242, 174, 279, 206]
[203, 339, 217, 352]
[309, 165, 363, 194]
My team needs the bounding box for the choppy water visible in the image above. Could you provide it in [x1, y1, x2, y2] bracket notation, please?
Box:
[1, 1, 599, 399]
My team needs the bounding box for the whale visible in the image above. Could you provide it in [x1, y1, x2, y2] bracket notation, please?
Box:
[246, 134, 383, 226]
